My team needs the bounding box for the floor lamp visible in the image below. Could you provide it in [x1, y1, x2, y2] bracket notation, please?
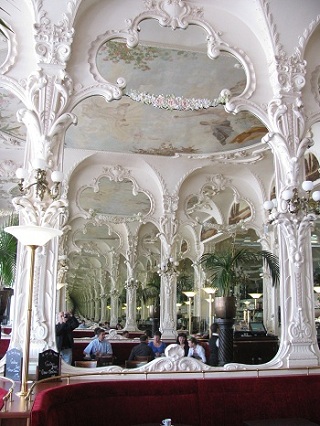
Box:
[183, 291, 196, 335]
[248, 293, 263, 311]
[5, 225, 62, 397]
[202, 287, 217, 337]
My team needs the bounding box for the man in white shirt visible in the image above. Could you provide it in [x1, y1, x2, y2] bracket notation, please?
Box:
[187, 337, 206, 363]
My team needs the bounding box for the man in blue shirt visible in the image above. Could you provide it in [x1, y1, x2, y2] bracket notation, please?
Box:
[83, 329, 113, 358]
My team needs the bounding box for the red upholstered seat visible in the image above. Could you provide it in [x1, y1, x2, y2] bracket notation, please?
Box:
[0, 387, 9, 411]
[30, 375, 320, 426]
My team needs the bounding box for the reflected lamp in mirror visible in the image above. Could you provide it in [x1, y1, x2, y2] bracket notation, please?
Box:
[249, 293, 263, 310]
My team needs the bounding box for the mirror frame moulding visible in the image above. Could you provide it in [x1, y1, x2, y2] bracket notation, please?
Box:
[0, 24, 17, 75]
[86, 0, 256, 109]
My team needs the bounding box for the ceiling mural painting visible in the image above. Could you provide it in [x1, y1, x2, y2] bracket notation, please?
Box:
[66, 40, 267, 156]
[79, 175, 152, 220]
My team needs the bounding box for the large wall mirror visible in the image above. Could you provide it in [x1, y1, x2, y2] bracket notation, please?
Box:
[59, 12, 277, 341]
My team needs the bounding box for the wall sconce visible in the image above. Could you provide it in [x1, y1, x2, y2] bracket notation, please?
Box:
[264, 181, 320, 223]
[183, 291, 196, 335]
[157, 256, 179, 275]
[4, 225, 62, 397]
[16, 158, 63, 201]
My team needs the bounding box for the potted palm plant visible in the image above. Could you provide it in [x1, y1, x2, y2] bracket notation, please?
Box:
[0, 214, 17, 326]
[200, 247, 279, 319]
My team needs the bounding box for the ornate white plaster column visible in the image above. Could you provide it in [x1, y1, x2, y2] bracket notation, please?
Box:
[158, 196, 180, 339]
[259, 234, 279, 335]
[0, 3, 82, 375]
[124, 235, 139, 331]
[158, 263, 179, 339]
[108, 252, 120, 328]
[100, 293, 107, 323]
[124, 278, 139, 331]
[262, 53, 320, 367]
[110, 288, 119, 328]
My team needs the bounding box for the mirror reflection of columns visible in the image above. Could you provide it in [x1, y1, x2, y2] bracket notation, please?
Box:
[158, 256, 180, 339]
[110, 288, 119, 328]
[124, 278, 139, 331]
[100, 293, 107, 323]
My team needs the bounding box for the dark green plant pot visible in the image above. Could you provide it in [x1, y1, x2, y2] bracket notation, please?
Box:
[214, 296, 237, 319]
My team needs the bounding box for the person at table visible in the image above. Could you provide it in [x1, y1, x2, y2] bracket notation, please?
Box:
[128, 334, 155, 361]
[83, 329, 113, 359]
[78, 319, 88, 329]
[187, 336, 206, 363]
[148, 331, 166, 357]
[176, 332, 188, 356]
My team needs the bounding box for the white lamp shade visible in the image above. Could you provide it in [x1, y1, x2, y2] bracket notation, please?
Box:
[51, 170, 64, 183]
[5, 225, 62, 246]
[248, 293, 263, 299]
[312, 191, 320, 202]
[202, 287, 217, 295]
[302, 180, 314, 192]
[16, 167, 28, 179]
[282, 189, 294, 201]
[183, 291, 196, 298]
[263, 200, 274, 211]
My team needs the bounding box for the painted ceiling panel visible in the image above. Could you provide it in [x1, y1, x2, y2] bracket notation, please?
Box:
[66, 41, 266, 155]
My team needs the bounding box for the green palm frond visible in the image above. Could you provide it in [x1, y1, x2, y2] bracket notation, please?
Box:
[200, 248, 279, 297]
[0, 214, 18, 287]
[139, 272, 160, 304]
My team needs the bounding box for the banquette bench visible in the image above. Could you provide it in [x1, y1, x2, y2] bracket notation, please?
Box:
[30, 374, 320, 426]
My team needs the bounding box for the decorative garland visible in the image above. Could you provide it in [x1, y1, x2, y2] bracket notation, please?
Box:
[125, 89, 230, 111]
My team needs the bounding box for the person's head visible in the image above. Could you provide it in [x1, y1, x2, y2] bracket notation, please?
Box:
[94, 327, 103, 336]
[81, 319, 85, 325]
[211, 323, 219, 334]
[144, 329, 152, 338]
[97, 329, 106, 341]
[154, 331, 162, 342]
[188, 336, 197, 348]
[140, 334, 148, 343]
[177, 332, 187, 344]
[122, 330, 129, 338]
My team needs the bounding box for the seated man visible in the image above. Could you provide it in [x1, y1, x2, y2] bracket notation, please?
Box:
[83, 329, 113, 359]
[187, 336, 206, 363]
[128, 335, 155, 361]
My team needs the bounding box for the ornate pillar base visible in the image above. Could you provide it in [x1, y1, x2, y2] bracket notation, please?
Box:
[124, 319, 138, 331]
[285, 342, 319, 368]
[160, 324, 177, 340]
[216, 318, 234, 366]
